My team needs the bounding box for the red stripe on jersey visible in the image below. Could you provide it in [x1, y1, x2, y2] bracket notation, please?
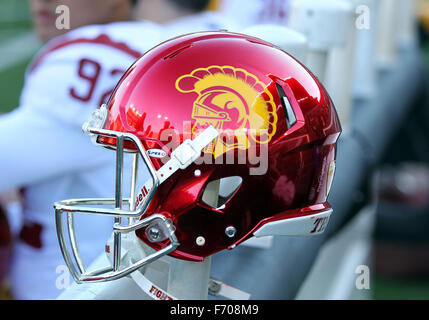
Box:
[19, 222, 43, 249]
[30, 33, 142, 73]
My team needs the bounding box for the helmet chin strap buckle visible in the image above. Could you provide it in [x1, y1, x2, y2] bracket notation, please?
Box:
[157, 126, 219, 183]
[170, 125, 219, 169]
[171, 139, 200, 169]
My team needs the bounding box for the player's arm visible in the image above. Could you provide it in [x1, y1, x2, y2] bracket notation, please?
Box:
[0, 107, 114, 193]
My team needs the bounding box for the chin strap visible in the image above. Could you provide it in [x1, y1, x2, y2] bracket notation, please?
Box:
[157, 126, 219, 184]
[130, 270, 178, 300]
[130, 270, 251, 300]
[134, 126, 219, 211]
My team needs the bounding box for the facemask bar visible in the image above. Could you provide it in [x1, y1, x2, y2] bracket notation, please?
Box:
[54, 129, 176, 283]
[54, 105, 219, 283]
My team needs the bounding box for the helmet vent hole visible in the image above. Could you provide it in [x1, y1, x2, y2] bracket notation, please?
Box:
[202, 176, 242, 209]
[276, 83, 297, 129]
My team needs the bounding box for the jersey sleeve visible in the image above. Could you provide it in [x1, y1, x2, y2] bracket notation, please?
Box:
[0, 31, 144, 192]
[0, 106, 115, 192]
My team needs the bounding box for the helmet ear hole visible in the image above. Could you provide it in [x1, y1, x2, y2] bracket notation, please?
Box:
[201, 176, 242, 209]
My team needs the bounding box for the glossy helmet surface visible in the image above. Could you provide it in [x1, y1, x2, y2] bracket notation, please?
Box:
[101, 31, 340, 260]
[55, 31, 341, 282]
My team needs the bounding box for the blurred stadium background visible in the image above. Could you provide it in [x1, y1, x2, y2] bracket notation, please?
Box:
[1, 0, 429, 300]
[0, 0, 39, 114]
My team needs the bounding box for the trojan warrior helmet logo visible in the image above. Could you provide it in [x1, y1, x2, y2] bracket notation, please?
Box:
[176, 65, 278, 157]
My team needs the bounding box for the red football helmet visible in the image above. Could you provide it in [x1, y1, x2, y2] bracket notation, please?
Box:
[55, 31, 341, 283]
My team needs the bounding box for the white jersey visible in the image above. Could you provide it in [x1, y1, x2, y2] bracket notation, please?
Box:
[162, 2, 291, 39]
[219, 0, 291, 28]
[163, 10, 241, 38]
[0, 21, 162, 300]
